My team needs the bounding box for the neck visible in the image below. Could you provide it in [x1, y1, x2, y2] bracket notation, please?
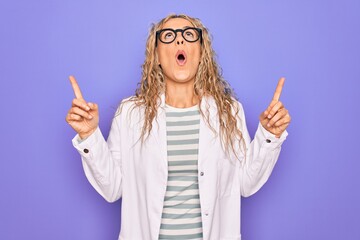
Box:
[165, 80, 199, 108]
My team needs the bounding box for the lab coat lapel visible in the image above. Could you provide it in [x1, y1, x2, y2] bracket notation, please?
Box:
[152, 94, 168, 175]
[198, 96, 218, 165]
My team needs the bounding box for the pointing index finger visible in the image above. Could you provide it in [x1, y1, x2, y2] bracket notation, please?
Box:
[69, 75, 84, 99]
[272, 77, 285, 101]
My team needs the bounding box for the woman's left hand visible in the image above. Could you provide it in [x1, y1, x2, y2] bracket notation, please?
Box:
[259, 77, 291, 138]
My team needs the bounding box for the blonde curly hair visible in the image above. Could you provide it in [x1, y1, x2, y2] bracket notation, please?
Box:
[122, 14, 246, 160]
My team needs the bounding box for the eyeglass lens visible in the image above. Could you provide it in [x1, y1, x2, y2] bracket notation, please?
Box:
[159, 28, 200, 43]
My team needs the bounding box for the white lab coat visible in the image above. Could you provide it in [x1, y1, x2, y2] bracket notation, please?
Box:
[72, 94, 288, 240]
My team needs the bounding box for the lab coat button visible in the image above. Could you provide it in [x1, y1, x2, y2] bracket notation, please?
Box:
[200, 172, 204, 176]
[205, 213, 209, 216]
[266, 139, 271, 143]
[84, 148, 89, 153]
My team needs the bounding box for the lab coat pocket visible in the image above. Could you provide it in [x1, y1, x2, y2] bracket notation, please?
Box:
[218, 187, 241, 239]
[217, 158, 240, 198]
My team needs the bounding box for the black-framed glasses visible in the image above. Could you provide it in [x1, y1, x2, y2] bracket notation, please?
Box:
[155, 27, 202, 47]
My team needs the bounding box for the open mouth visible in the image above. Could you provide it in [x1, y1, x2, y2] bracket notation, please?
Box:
[176, 51, 187, 66]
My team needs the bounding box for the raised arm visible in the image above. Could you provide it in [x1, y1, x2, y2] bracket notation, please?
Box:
[66, 75, 122, 202]
[239, 77, 291, 197]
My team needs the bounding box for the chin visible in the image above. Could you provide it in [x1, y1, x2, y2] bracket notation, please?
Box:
[173, 71, 194, 83]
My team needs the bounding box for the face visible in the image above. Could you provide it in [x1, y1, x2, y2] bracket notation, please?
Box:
[156, 18, 201, 86]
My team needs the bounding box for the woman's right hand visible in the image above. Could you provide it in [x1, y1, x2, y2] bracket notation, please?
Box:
[66, 75, 99, 139]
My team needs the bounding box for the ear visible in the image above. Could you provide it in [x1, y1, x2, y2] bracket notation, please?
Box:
[155, 53, 162, 68]
[155, 50, 160, 65]
[157, 57, 161, 68]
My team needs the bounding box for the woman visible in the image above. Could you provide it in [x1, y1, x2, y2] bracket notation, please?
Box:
[66, 14, 291, 240]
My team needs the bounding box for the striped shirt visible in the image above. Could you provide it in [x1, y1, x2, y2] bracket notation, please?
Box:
[158, 104, 203, 240]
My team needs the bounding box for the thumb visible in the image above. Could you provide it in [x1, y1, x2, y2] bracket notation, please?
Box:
[259, 110, 268, 121]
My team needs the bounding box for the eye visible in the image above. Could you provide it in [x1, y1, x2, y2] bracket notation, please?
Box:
[164, 31, 174, 39]
[185, 31, 194, 37]
[184, 29, 197, 41]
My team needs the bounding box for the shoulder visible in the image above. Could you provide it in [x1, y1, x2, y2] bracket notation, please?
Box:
[202, 95, 245, 115]
[118, 95, 138, 112]
[113, 96, 144, 126]
[231, 97, 245, 114]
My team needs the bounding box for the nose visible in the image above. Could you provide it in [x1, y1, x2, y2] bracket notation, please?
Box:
[175, 32, 184, 45]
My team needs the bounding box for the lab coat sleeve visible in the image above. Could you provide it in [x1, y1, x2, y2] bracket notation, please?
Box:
[237, 102, 288, 197]
[72, 116, 122, 203]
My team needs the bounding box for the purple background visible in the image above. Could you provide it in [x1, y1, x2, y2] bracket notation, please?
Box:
[1, 0, 359, 239]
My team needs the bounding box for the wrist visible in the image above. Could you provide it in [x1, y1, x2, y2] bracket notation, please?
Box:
[79, 127, 96, 140]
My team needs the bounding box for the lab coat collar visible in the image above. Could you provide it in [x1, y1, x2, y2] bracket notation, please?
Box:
[157, 93, 218, 118]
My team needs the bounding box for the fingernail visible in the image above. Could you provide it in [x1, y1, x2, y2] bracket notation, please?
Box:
[267, 123, 270, 127]
[267, 115, 272, 119]
[89, 115, 93, 119]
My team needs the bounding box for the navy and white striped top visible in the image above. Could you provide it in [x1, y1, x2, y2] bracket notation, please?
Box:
[158, 104, 203, 240]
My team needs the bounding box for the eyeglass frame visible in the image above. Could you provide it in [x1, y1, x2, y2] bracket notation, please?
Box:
[155, 27, 203, 47]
